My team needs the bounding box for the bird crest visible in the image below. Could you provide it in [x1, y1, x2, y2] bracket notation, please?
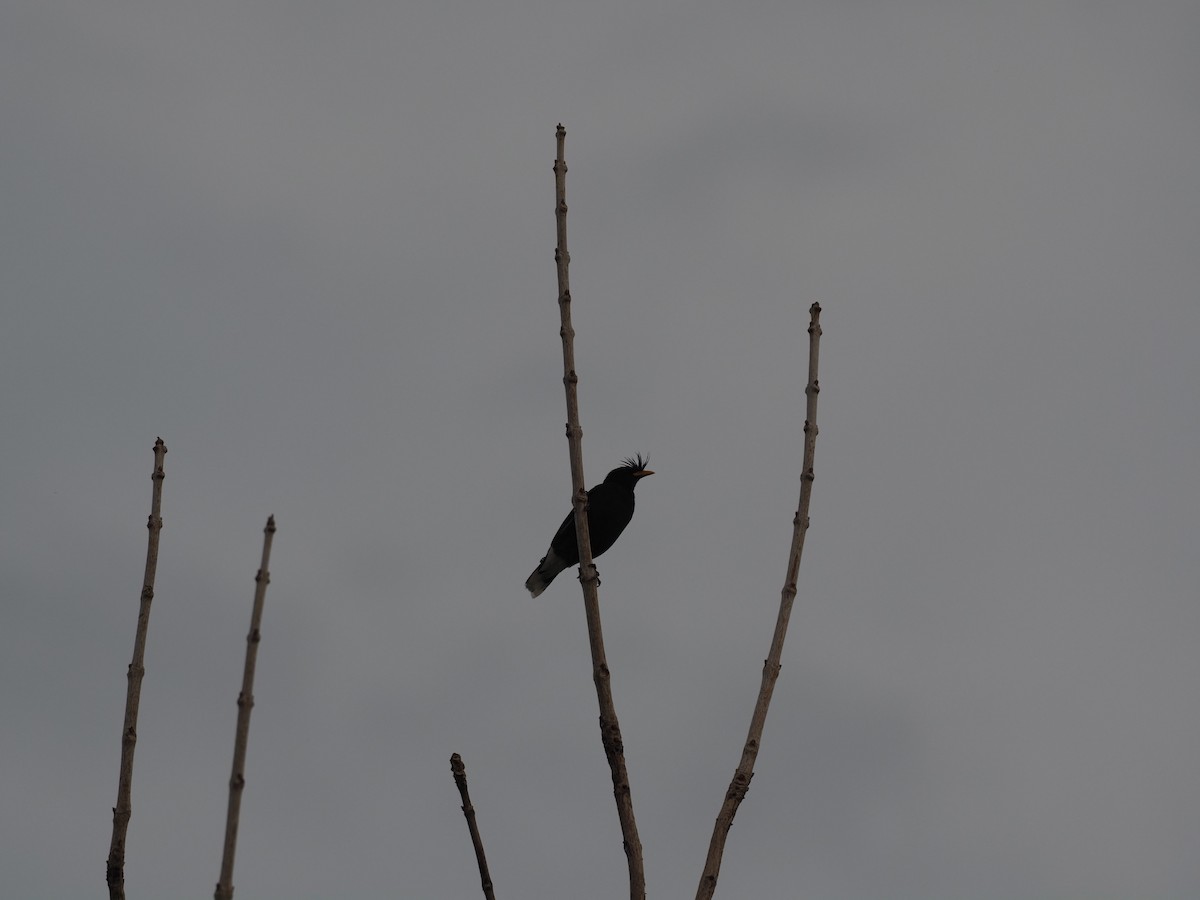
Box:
[620, 453, 650, 472]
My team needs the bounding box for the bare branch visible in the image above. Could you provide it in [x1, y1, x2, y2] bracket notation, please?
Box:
[450, 753, 498, 900]
[696, 303, 823, 900]
[107, 437, 167, 900]
[553, 124, 646, 900]
[215, 516, 277, 900]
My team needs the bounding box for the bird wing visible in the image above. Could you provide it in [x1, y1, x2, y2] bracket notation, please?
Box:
[548, 505, 581, 565]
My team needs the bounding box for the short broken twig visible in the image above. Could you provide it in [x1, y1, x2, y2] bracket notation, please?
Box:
[450, 753, 497, 900]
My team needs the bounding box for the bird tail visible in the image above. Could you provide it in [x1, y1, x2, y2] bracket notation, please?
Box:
[525, 549, 568, 598]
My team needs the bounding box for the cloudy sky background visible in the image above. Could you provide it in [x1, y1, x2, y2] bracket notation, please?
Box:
[3, 2, 1198, 898]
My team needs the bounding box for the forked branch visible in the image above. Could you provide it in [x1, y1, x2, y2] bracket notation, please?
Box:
[696, 302, 823, 900]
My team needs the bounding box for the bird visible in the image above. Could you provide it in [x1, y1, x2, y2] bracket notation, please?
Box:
[525, 455, 654, 597]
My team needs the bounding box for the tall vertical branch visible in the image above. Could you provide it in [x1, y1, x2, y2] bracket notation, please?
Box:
[696, 303, 823, 900]
[107, 437, 167, 900]
[215, 516, 277, 900]
[553, 124, 646, 900]
[450, 753, 498, 900]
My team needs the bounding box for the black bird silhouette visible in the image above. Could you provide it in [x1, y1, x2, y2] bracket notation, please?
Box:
[525, 455, 654, 597]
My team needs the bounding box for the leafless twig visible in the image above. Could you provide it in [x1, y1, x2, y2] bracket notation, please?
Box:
[552, 123, 646, 900]
[696, 303, 823, 900]
[215, 516, 277, 900]
[107, 437, 167, 900]
[450, 753, 498, 900]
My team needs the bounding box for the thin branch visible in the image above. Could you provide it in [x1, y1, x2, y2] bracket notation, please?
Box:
[553, 123, 646, 900]
[107, 437, 167, 900]
[215, 516, 277, 900]
[450, 753, 498, 900]
[696, 302, 823, 900]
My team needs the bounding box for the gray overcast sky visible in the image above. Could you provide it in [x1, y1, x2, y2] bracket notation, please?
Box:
[3, 2, 1198, 898]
